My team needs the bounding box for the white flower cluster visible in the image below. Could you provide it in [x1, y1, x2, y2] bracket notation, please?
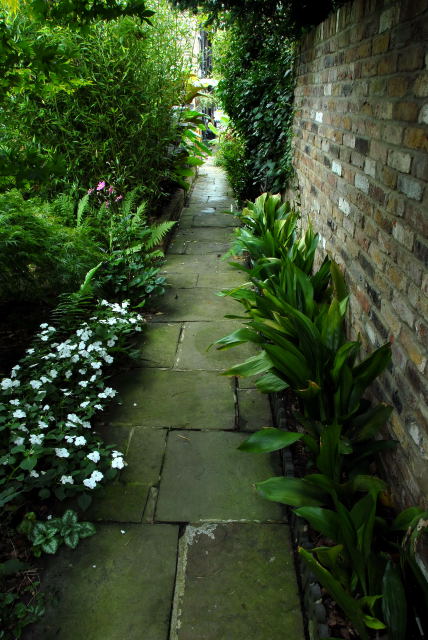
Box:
[0, 300, 144, 496]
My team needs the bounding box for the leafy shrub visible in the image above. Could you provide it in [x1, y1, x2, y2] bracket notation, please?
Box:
[213, 25, 296, 199]
[0, 190, 102, 306]
[215, 130, 249, 203]
[1, 1, 195, 200]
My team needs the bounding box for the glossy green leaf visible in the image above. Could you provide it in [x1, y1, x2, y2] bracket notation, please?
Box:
[239, 428, 302, 453]
[294, 507, 340, 540]
[298, 547, 369, 640]
[222, 350, 273, 378]
[255, 371, 289, 393]
[256, 476, 327, 507]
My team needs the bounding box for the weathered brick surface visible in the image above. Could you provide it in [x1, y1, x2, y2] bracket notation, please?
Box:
[291, 0, 428, 508]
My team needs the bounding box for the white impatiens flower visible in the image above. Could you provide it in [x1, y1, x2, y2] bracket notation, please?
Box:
[1, 378, 13, 390]
[65, 435, 75, 443]
[30, 470, 40, 478]
[74, 436, 87, 447]
[29, 434, 44, 446]
[65, 370, 73, 379]
[55, 448, 70, 458]
[49, 369, 58, 378]
[87, 451, 100, 463]
[94, 404, 103, 411]
[38, 420, 49, 429]
[12, 409, 26, 419]
[9, 399, 20, 406]
[79, 380, 89, 388]
[40, 323, 48, 329]
[104, 355, 114, 365]
[80, 401, 90, 408]
[13, 437, 25, 446]
[112, 456, 125, 469]
[91, 361, 102, 370]
[60, 475, 74, 485]
[29, 380, 43, 390]
[83, 469, 104, 489]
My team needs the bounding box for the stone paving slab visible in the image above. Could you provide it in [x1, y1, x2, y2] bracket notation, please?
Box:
[161, 253, 239, 275]
[238, 389, 273, 432]
[191, 212, 239, 227]
[171, 523, 304, 640]
[183, 240, 231, 255]
[175, 321, 258, 371]
[87, 482, 150, 523]
[87, 428, 167, 522]
[151, 287, 240, 322]
[131, 323, 182, 368]
[172, 227, 232, 243]
[169, 237, 231, 255]
[196, 269, 245, 288]
[156, 430, 284, 523]
[27, 524, 179, 640]
[106, 369, 235, 429]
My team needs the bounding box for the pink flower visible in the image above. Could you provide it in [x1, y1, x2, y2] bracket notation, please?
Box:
[97, 181, 106, 191]
[87, 188, 94, 194]
[115, 195, 123, 202]
[108, 186, 115, 194]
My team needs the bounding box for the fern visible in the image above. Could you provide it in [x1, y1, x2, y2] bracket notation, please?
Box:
[145, 221, 176, 250]
[76, 194, 90, 227]
[51, 262, 103, 330]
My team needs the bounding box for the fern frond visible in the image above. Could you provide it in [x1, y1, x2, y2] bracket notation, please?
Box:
[77, 194, 90, 227]
[145, 221, 176, 250]
[122, 189, 139, 218]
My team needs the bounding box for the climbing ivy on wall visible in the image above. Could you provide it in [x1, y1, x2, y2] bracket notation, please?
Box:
[213, 25, 296, 201]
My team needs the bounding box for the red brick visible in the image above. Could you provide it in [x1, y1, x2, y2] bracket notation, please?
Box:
[393, 102, 419, 122]
[377, 53, 398, 75]
[387, 76, 409, 98]
[381, 166, 397, 189]
[403, 127, 428, 151]
[372, 33, 390, 55]
[398, 46, 425, 72]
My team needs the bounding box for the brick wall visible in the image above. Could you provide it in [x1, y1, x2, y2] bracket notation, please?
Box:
[291, 0, 428, 507]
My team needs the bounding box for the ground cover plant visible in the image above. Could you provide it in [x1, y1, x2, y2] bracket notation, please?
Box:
[214, 193, 428, 639]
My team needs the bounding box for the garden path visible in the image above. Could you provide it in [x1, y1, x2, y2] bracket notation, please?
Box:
[27, 159, 305, 640]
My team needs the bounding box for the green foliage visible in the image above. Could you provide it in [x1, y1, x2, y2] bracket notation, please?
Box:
[213, 189, 428, 637]
[1, 1, 195, 198]
[19, 510, 96, 556]
[215, 130, 248, 203]
[0, 190, 102, 306]
[213, 24, 296, 199]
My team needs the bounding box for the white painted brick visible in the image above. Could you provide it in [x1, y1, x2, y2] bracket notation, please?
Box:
[418, 104, 428, 125]
[343, 133, 355, 148]
[397, 174, 424, 201]
[379, 6, 398, 33]
[324, 84, 332, 96]
[315, 111, 323, 123]
[338, 197, 350, 215]
[364, 158, 376, 178]
[355, 173, 369, 193]
[332, 160, 342, 176]
[388, 150, 411, 174]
